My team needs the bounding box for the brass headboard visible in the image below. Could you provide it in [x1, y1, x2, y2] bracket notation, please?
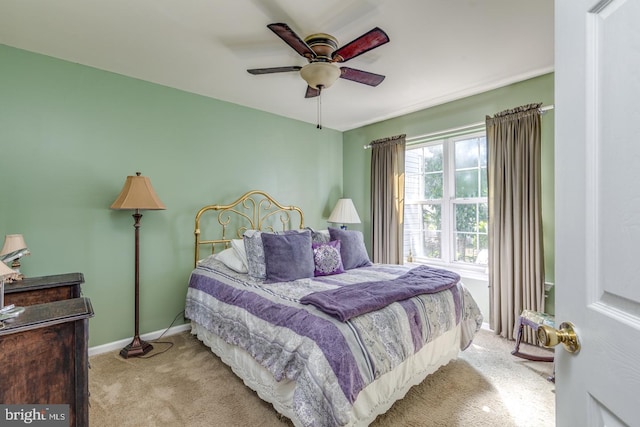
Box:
[194, 190, 305, 267]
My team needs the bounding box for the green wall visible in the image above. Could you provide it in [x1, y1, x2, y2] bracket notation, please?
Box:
[0, 43, 556, 346]
[0, 45, 343, 346]
[343, 73, 555, 314]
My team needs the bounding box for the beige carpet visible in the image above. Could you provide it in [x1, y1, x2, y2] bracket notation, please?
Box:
[89, 328, 555, 426]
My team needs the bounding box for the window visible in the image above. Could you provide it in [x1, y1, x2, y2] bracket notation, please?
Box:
[404, 131, 488, 273]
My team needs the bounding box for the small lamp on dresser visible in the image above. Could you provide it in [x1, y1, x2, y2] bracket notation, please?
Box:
[0, 261, 19, 309]
[328, 198, 361, 229]
[0, 234, 30, 279]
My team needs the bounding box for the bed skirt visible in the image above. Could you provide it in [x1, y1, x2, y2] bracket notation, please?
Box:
[191, 320, 462, 427]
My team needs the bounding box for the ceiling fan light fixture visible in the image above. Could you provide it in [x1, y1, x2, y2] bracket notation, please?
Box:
[300, 62, 341, 89]
[304, 33, 338, 58]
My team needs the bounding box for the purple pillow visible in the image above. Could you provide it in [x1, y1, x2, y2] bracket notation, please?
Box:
[261, 230, 314, 283]
[244, 229, 305, 280]
[328, 227, 372, 270]
[312, 240, 345, 276]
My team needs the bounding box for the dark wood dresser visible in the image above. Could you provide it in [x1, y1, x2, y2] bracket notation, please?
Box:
[4, 272, 84, 306]
[0, 297, 94, 427]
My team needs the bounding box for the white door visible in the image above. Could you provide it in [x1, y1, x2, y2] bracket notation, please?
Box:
[555, 0, 640, 425]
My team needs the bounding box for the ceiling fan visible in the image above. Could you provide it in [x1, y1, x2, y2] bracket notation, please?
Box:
[247, 23, 390, 98]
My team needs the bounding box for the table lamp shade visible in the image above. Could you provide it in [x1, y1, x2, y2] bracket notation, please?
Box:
[0, 234, 28, 257]
[0, 260, 17, 279]
[110, 172, 166, 210]
[328, 198, 361, 224]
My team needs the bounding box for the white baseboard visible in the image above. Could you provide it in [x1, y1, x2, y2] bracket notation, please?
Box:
[88, 322, 192, 357]
[90, 321, 494, 356]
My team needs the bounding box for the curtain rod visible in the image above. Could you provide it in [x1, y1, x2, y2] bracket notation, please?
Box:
[363, 104, 554, 149]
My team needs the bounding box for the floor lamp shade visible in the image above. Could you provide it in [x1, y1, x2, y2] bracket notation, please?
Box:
[111, 172, 165, 358]
[110, 172, 166, 210]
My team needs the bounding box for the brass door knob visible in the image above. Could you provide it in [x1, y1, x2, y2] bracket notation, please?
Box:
[537, 321, 581, 353]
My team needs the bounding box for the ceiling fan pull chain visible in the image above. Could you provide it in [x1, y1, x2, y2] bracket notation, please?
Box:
[317, 85, 323, 129]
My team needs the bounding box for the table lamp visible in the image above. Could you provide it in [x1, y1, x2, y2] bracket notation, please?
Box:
[0, 261, 19, 311]
[328, 198, 361, 229]
[0, 234, 30, 279]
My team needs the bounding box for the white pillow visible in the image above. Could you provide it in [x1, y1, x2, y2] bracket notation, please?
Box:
[215, 248, 248, 273]
[230, 239, 248, 269]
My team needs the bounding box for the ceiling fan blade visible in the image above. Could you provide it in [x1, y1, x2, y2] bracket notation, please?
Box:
[267, 23, 316, 59]
[332, 27, 389, 62]
[340, 67, 385, 86]
[247, 66, 302, 75]
[305, 86, 320, 98]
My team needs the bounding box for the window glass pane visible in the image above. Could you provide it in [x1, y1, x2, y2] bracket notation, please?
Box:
[455, 138, 478, 169]
[454, 232, 477, 263]
[480, 166, 488, 197]
[423, 230, 441, 259]
[403, 204, 421, 256]
[475, 236, 489, 265]
[405, 172, 421, 200]
[454, 233, 489, 264]
[422, 204, 441, 259]
[479, 137, 487, 167]
[479, 234, 488, 253]
[453, 202, 489, 265]
[405, 150, 422, 201]
[424, 172, 443, 199]
[424, 144, 443, 173]
[455, 170, 478, 198]
[455, 204, 477, 232]
[478, 202, 488, 232]
[406, 149, 422, 167]
[422, 204, 441, 230]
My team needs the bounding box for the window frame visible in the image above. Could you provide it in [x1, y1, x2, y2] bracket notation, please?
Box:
[404, 129, 488, 279]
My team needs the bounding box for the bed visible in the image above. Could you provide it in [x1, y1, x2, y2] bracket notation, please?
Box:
[185, 190, 483, 427]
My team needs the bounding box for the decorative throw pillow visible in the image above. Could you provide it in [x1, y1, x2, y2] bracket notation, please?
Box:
[312, 240, 344, 276]
[244, 229, 306, 280]
[306, 227, 331, 244]
[328, 227, 372, 270]
[243, 230, 266, 279]
[261, 230, 314, 283]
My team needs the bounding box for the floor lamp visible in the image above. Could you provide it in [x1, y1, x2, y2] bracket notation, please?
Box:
[110, 172, 166, 358]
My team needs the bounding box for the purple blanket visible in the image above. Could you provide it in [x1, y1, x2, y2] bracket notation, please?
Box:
[300, 265, 460, 321]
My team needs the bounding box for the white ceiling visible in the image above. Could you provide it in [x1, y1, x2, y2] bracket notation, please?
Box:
[0, 0, 554, 131]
